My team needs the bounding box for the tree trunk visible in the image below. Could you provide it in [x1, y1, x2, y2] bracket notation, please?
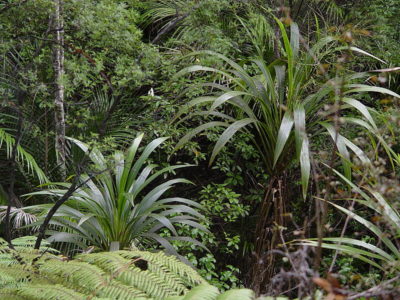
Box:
[249, 176, 288, 295]
[53, 0, 66, 179]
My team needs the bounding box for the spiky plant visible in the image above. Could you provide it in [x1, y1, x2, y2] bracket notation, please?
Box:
[173, 18, 399, 290]
[22, 134, 206, 258]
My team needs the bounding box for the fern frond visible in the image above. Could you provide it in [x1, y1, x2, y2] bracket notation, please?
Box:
[15, 284, 88, 300]
[77, 251, 175, 298]
[177, 284, 219, 300]
[0, 236, 291, 300]
[0, 236, 58, 254]
[216, 288, 254, 300]
[0, 237, 204, 299]
[117, 250, 205, 286]
[98, 281, 147, 299]
[39, 260, 107, 294]
[0, 289, 29, 300]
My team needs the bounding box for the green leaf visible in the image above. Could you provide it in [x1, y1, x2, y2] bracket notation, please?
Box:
[349, 46, 386, 64]
[174, 65, 235, 82]
[173, 96, 216, 122]
[319, 237, 395, 261]
[273, 112, 294, 167]
[210, 91, 250, 112]
[342, 97, 377, 130]
[299, 138, 310, 200]
[290, 23, 300, 58]
[341, 136, 371, 166]
[345, 84, 400, 99]
[329, 202, 400, 259]
[300, 240, 385, 270]
[174, 122, 228, 151]
[182, 284, 219, 300]
[210, 118, 255, 165]
[217, 288, 254, 300]
[321, 122, 351, 179]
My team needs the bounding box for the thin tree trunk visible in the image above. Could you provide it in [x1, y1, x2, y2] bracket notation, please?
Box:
[53, 0, 66, 179]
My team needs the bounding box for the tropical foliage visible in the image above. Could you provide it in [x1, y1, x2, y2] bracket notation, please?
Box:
[21, 135, 205, 258]
[0, 236, 297, 300]
[0, 236, 205, 299]
[174, 19, 397, 198]
[173, 17, 400, 291]
[1, 0, 400, 299]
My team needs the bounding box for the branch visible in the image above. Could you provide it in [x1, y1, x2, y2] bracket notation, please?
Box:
[34, 167, 106, 249]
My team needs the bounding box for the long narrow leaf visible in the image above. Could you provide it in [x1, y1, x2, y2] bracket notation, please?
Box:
[210, 118, 255, 165]
[273, 112, 294, 167]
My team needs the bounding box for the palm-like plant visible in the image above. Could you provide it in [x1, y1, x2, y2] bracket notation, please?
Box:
[173, 18, 399, 288]
[23, 134, 206, 258]
[174, 19, 397, 197]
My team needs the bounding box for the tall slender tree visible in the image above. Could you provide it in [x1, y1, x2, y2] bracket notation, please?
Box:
[53, 0, 66, 178]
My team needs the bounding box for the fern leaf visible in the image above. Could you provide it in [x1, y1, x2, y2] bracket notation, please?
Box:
[181, 284, 219, 300]
[216, 288, 254, 300]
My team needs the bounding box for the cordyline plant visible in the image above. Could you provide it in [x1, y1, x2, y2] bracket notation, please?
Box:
[20, 134, 207, 260]
[172, 18, 400, 291]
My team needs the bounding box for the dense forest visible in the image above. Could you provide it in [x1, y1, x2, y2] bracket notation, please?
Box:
[0, 0, 399, 299]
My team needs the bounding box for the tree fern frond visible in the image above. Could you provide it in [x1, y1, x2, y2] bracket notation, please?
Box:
[216, 288, 254, 300]
[0, 237, 205, 299]
[15, 284, 89, 300]
[77, 251, 176, 299]
[177, 284, 219, 300]
[117, 250, 205, 286]
[116, 267, 174, 299]
[0, 235, 58, 254]
[0, 236, 290, 299]
[39, 260, 107, 294]
[0, 289, 29, 300]
[98, 281, 148, 299]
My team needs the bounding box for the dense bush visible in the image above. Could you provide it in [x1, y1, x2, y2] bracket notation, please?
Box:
[1, 0, 399, 298]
